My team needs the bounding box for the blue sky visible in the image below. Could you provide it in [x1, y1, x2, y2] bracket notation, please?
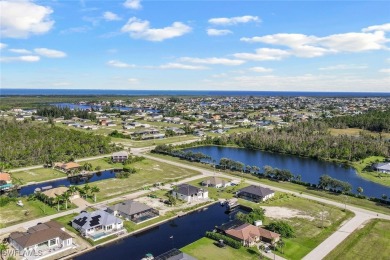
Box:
[1, 0, 389, 92]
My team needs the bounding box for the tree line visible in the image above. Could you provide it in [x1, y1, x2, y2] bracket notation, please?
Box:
[0, 120, 119, 168]
[36, 106, 97, 120]
[323, 109, 390, 133]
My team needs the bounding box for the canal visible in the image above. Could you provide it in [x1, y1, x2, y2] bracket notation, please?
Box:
[18, 170, 116, 196]
[186, 146, 390, 199]
[76, 203, 236, 260]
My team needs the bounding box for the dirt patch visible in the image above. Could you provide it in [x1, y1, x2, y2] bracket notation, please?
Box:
[262, 206, 315, 221]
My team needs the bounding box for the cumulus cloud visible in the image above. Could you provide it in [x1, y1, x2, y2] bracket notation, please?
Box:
[233, 48, 290, 61]
[159, 63, 208, 70]
[240, 28, 389, 59]
[123, 0, 142, 10]
[107, 60, 135, 68]
[179, 57, 245, 66]
[103, 11, 121, 21]
[208, 15, 259, 26]
[0, 0, 54, 38]
[0, 43, 7, 49]
[9, 49, 31, 54]
[362, 23, 390, 32]
[319, 64, 368, 70]
[121, 17, 191, 41]
[249, 67, 273, 73]
[1, 55, 40, 62]
[34, 48, 67, 58]
[207, 29, 232, 36]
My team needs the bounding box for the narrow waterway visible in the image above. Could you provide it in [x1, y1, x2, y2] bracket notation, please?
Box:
[186, 146, 390, 199]
[76, 203, 237, 260]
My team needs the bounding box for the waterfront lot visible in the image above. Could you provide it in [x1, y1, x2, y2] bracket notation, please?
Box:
[86, 159, 201, 202]
[181, 237, 262, 260]
[111, 135, 198, 148]
[150, 153, 390, 215]
[189, 177, 354, 259]
[81, 158, 124, 170]
[351, 156, 390, 187]
[324, 219, 390, 260]
[11, 168, 67, 185]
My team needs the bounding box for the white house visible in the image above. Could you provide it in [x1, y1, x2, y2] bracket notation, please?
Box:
[72, 210, 123, 240]
[172, 184, 208, 203]
[373, 162, 390, 174]
[201, 177, 231, 188]
[9, 221, 73, 259]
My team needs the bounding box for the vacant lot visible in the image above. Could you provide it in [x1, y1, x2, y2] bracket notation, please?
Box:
[324, 219, 390, 260]
[11, 168, 67, 185]
[111, 135, 198, 148]
[181, 237, 262, 260]
[81, 158, 124, 170]
[87, 159, 200, 202]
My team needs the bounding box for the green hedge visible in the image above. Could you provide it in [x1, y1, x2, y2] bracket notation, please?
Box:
[205, 231, 241, 249]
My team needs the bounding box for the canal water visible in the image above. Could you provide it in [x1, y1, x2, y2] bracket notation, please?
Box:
[18, 170, 116, 196]
[76, 203, 236, 260]
[186, 146, 390, 199]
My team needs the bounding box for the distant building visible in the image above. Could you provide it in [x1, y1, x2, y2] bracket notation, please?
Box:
[172, 184, 208, 202]
[237, 185, 275, 202]
[201, 177, 230, 188]
[373, 162, 390, 174]
[112, 151, 129, 163]
[54, 162, 81, 173]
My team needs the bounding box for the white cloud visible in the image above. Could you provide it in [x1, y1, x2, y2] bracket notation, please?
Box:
[1, 55, 40, 62]
[212, 73, 228, 78]
[379, 68, 390, 73]
[121, 17, 191, 41]
[159, 63, 208, 70]
[53, 82, 71, 87]
[34, 48, 67, 58]
[207, 29, 232, 36]
[319, 64, 368, 70]
[209, 15, 259, 26]
[123, 0, 142, 10]
[107, 60, 135, 68]
[179, 57, 245, 66]
[0, 0, 54, 38]
[60, 26, 91, 34]
[249, 67, 273, 73]
[9, 48, 31, 54]
[233, 48, 290, 61]
[362, 23, 390, 32]
[128, 78, 139, 83]
[240, 29, 389, 58]
[0, 43, 7, 49]
[103, 11, 121, 21]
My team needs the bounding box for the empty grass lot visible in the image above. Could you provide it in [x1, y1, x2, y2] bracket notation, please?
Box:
[11, 168, 67, 185]
[86, 159, 201, 202]
[324, 219, 390, 260]
[81, 158, 124, 171]
[181, 237, 263, 260]
[111, 135, 198, 148]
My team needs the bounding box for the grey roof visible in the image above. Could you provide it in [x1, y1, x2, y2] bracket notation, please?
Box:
[107, 200, 152, 216]
[72, 210, 121, 229]
[202, 177, 227, 186]
[175, 184, 204, 196]
[155, 249, 197, 260]
[239, 185, 274, 197]
[112, 151, 128, 157]
[374, 162, 390, 171]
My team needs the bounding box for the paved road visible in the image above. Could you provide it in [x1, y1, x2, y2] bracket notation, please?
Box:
[137, 152, 390, 260]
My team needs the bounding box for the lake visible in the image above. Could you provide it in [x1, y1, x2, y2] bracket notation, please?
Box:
[186, 146, 390, 199]
[18, 170, 116, 196]
[76, 203, 238, 260]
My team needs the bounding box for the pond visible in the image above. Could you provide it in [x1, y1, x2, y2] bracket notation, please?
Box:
[76, 203, 241, 260]
[18, 170, 116, 196]
[186, 146, 390, 199]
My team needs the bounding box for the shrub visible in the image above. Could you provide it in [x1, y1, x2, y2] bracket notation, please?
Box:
[266, 221, 295, 238]
[205, 231, 241, 249]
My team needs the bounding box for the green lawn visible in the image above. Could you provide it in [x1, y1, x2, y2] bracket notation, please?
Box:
[181, 237, 264, 260]
[350, 156, 390, 188]
[81, 158, 124, 171]
[11, 168, 67, 185]
[0, 197, 74, 228]
[324, 219, 390, 260]
[188, 177, 353, 260]
[85, 158, 201, 202]
[149, 153, 390, 215]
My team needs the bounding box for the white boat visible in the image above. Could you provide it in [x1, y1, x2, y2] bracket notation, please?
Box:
[17, 200, 24, 207]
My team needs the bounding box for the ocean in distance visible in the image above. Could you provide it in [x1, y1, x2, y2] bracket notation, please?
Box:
[1, 88, 390, 97]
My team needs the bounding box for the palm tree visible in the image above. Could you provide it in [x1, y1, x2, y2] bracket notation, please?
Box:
[357, 187, 363, 195]
[53, 195, 62, 212]
[90, 186, 100, 202]
[68, 185, 78, 196]
[62, 191, 71, 209]
[0, 242, 8, 260]
[83, 184, 91, 199]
